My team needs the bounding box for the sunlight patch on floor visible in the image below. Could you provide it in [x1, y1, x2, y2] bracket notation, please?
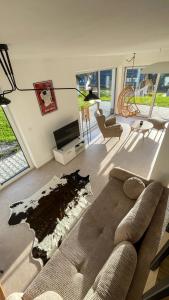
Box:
[97, 124, 166, 179]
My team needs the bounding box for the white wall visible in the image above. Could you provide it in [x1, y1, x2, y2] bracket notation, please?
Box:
[149, 124, 169, 187]
[2, 49, 169, 168]
[2, 54, 124, 168]
[5, 58, 79, 168]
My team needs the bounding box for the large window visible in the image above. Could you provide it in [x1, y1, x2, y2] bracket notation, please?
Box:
[124, 67, 169, 119]
[100, 70, 112, 100]
[124, 67, 157, 117]
[152, 73, 169, 119]
[76, 69, 116, 135]
[0, 107, 30, 185]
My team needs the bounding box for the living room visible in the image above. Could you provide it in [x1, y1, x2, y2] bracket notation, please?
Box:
[1, 1, 169, 300]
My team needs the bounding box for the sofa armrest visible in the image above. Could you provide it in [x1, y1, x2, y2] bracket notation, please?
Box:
[109, 167, 151, 186]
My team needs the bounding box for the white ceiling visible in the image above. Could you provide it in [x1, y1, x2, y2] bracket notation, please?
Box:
[1, 0, 169, 58]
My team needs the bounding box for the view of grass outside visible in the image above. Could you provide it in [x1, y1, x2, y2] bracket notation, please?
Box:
[77, 89, 111, 110]
[134, 93, 169, 107]
[125, 67, 169, 109]
[77, 70, 112, 111]
[0, 107, 20, 160]
[0, 107, 15, 142]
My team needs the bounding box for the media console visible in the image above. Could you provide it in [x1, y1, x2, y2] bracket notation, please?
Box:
[53, 138, 85, 165]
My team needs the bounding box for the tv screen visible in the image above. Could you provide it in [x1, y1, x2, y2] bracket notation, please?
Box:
[53, 120, 80, 149]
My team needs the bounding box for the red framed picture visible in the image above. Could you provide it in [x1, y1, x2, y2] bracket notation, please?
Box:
[33, 80, 58, 115]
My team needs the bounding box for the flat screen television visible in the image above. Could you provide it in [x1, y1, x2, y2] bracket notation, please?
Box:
[53, 120, 80, 149]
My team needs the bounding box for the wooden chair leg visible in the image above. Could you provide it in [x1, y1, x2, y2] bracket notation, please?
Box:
[0, 284, 5, 300]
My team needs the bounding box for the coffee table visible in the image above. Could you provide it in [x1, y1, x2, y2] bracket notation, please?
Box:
[131, 120, 153, 138]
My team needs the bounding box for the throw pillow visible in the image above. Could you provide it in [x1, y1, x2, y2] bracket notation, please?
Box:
[114, 181, 163, 245]
[123, 177, 145, 200]
[34, 291, 63, 300]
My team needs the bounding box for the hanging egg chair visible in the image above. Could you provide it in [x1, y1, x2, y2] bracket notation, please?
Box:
[117, 85, 140, 117]
[117, 53, 140, 117]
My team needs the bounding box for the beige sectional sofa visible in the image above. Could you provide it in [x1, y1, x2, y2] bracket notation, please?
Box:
[13, 167, 168, 300]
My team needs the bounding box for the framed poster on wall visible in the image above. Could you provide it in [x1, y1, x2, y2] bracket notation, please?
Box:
[33, 80, 58, 115]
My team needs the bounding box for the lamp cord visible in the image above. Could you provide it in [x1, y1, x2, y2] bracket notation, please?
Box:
[0, 45, 86, 98]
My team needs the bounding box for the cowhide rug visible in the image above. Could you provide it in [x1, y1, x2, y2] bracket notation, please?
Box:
[8, 170, 92, 266]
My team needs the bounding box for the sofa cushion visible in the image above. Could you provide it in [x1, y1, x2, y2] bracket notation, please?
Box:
[84, 241, 137, 300]
[114, 182, 163, 245]
[23, 177, 135, 300]
[123, 177, 145, 200]
[23, 249, 86, 300]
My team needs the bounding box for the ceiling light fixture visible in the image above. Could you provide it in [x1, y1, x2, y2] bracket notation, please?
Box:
[0, 44, 99, 105]
[0, 95, 11, 106]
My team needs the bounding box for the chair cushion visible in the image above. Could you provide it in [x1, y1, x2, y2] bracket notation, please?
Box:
[114, 182, 163, 245]
[148, 118, 167, 130]
[123, 177, 145, 200]
[84, 241, 137, 300]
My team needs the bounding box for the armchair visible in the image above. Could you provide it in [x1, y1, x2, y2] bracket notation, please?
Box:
[95, 109, 123, 139]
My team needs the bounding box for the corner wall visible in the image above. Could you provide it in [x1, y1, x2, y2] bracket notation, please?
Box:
[149, 124, 169, 186]
[6, 58, 79, 168]
[2, 49, 169, 168]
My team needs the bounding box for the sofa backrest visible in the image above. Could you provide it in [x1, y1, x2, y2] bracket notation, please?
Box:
[114, 181, 163, 245]
[126, 187, 168, 300]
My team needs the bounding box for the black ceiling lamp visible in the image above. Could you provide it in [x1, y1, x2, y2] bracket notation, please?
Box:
[84, 88, 99, 101]
[0, 95, 11, 106]
[0, 44, 99, 105]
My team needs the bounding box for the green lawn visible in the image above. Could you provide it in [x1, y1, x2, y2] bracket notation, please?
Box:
[0, 107, 16, 142]
[78, 89, 169, 109]
[78, 89, 111, 110]
[134, 94, 169, 107]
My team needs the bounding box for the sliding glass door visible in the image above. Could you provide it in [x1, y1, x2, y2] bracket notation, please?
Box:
[151, 73, 169, 119]
[124, 67, 169, 120]
[124, 67, 157, 117]
[0, 107, 29, 185]
[76, 68, 116, 135]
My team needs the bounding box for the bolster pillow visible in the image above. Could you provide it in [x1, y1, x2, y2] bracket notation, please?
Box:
[114, 181, 163, 245]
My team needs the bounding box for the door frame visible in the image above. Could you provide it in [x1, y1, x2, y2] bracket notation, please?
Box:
[123, 66, 157, 118]
[0, 106, 33, 189]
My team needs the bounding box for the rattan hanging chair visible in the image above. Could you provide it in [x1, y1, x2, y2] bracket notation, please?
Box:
[117, 53, 140, 118]
[117, 86, 140, 117]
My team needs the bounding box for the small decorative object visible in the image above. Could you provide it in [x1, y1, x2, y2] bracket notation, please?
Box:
[33, 80, 58, 115]
[81, 106, 91, 143]
[140, 120, 143, 126]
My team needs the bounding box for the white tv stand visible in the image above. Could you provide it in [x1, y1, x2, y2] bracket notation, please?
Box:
[53, 138, 85, 165]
